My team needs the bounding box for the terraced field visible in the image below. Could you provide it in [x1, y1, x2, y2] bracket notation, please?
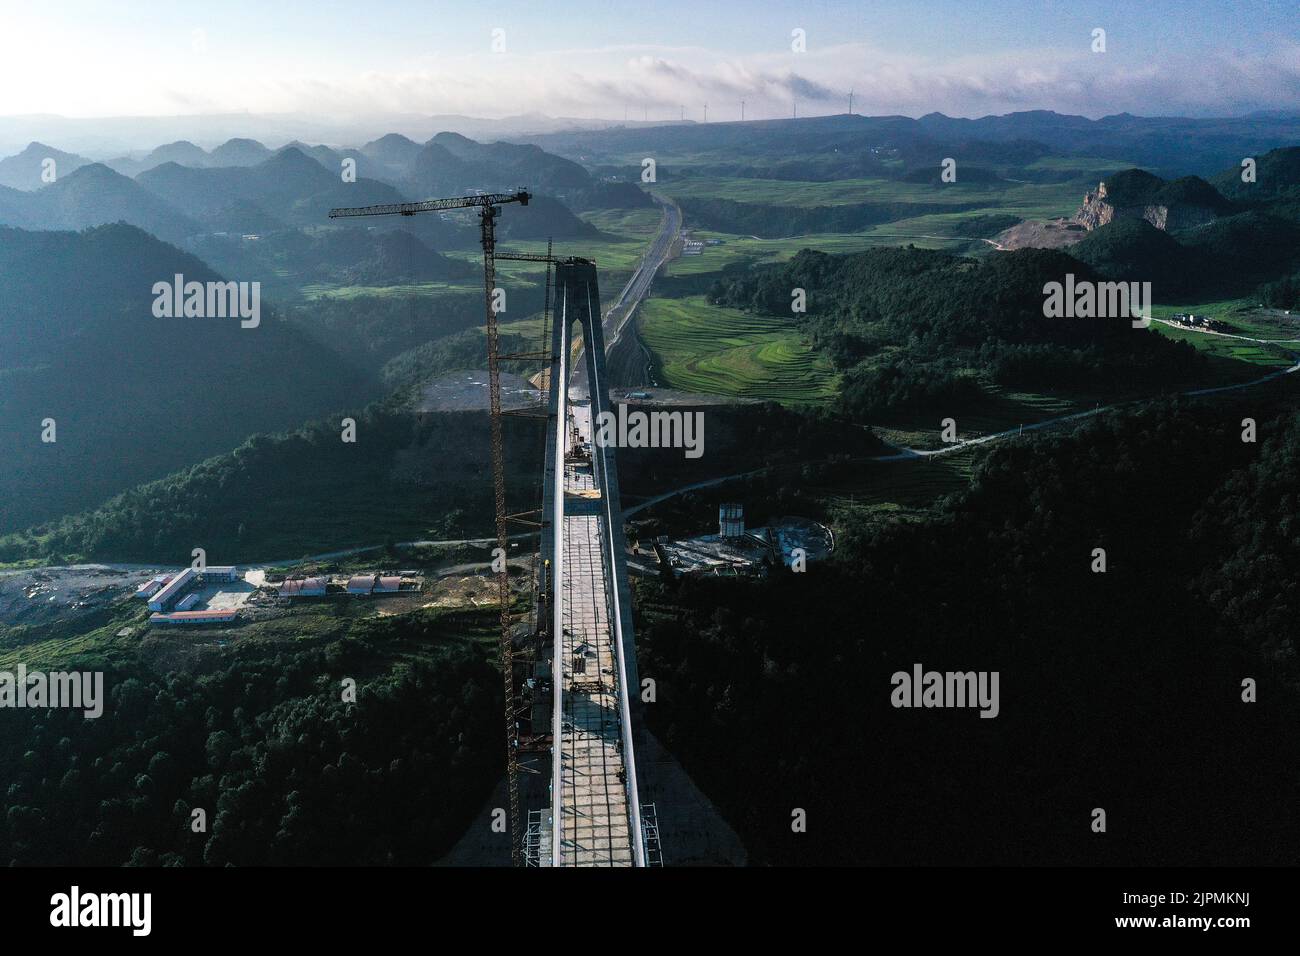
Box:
[1156, 329, 1296, 368]
[816, 450, 978, 516]
[870, 387, 1086, 451]
[637, 296, 837, 404]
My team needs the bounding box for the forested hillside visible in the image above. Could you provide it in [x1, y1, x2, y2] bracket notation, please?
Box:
[708, 246, 1206, 420]
[0, 224, 375, 532]
[0, 406, 526, 564]
[637, 395, 1300, 865]
[0, 616, 501, 865]
[0, 394, 884, 565]
[1213, 145, 1300, 207]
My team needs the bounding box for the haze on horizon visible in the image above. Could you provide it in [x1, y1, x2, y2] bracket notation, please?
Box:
[2, 0, 1297, 136]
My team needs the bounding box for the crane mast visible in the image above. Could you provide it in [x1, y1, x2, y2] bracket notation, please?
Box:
[328, 189, 531, 866]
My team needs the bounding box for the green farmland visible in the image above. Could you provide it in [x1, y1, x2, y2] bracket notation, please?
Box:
[493, 206, 664, 274]
[1149, 300, 1299, 370]
[637, 295, 837, 404]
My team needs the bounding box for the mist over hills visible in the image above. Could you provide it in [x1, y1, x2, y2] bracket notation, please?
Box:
[360, 133, 425, 173]
[135, 147, 408, 230]
[0, 111, 677, 158]
[6, 108, 1290, 254]
[911, 110, 1300, 173]
[0, 133, 614, 248]
[428, 132, 590, 188]
[3, 107, 1297, 181]
[0, 162, 202, 242]
[209, 136, 274, 167]
[515, 109, 1300, 178]
[103, 138, 362, 178]
[7, 106, 1295, 180]
[0, 142, 93, 189]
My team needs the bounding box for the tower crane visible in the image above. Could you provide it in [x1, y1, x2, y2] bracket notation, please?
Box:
[329, 189, 531, 865]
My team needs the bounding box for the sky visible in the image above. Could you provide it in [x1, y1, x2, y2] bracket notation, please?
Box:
[1, 0, 1298, 122]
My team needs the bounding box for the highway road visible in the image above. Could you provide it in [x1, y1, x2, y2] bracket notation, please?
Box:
[574, 194, 681, 392]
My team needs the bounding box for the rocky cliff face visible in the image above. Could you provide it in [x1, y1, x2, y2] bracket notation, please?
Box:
[1074, 183, 1119, 230]
[1074, 181, 1220, 232]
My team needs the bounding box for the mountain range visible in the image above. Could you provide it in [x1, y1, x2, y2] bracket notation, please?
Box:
[0, 142, 93, 190]
[0, 135, 608, 246]
[0, 111, 680, 159]
[514, 109, 1300, 178]
[0, 162, 202, 243]
[135, 146, 407, 230]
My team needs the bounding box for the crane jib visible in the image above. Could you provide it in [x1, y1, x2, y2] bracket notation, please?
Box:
[326, 189, 531, 219]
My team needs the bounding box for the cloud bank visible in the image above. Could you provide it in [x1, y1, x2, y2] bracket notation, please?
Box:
[6, 37, 1299, 122]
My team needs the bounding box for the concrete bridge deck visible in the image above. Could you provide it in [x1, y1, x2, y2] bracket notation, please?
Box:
[541, 261, 646, 867]
[556, 419, 635, 865]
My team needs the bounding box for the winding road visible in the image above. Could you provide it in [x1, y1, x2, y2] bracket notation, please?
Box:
[624, 326, 1300, 513]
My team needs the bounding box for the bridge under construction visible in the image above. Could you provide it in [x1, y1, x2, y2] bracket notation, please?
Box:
[526, 260, 657, 866]
[329, 191, 659, 866]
